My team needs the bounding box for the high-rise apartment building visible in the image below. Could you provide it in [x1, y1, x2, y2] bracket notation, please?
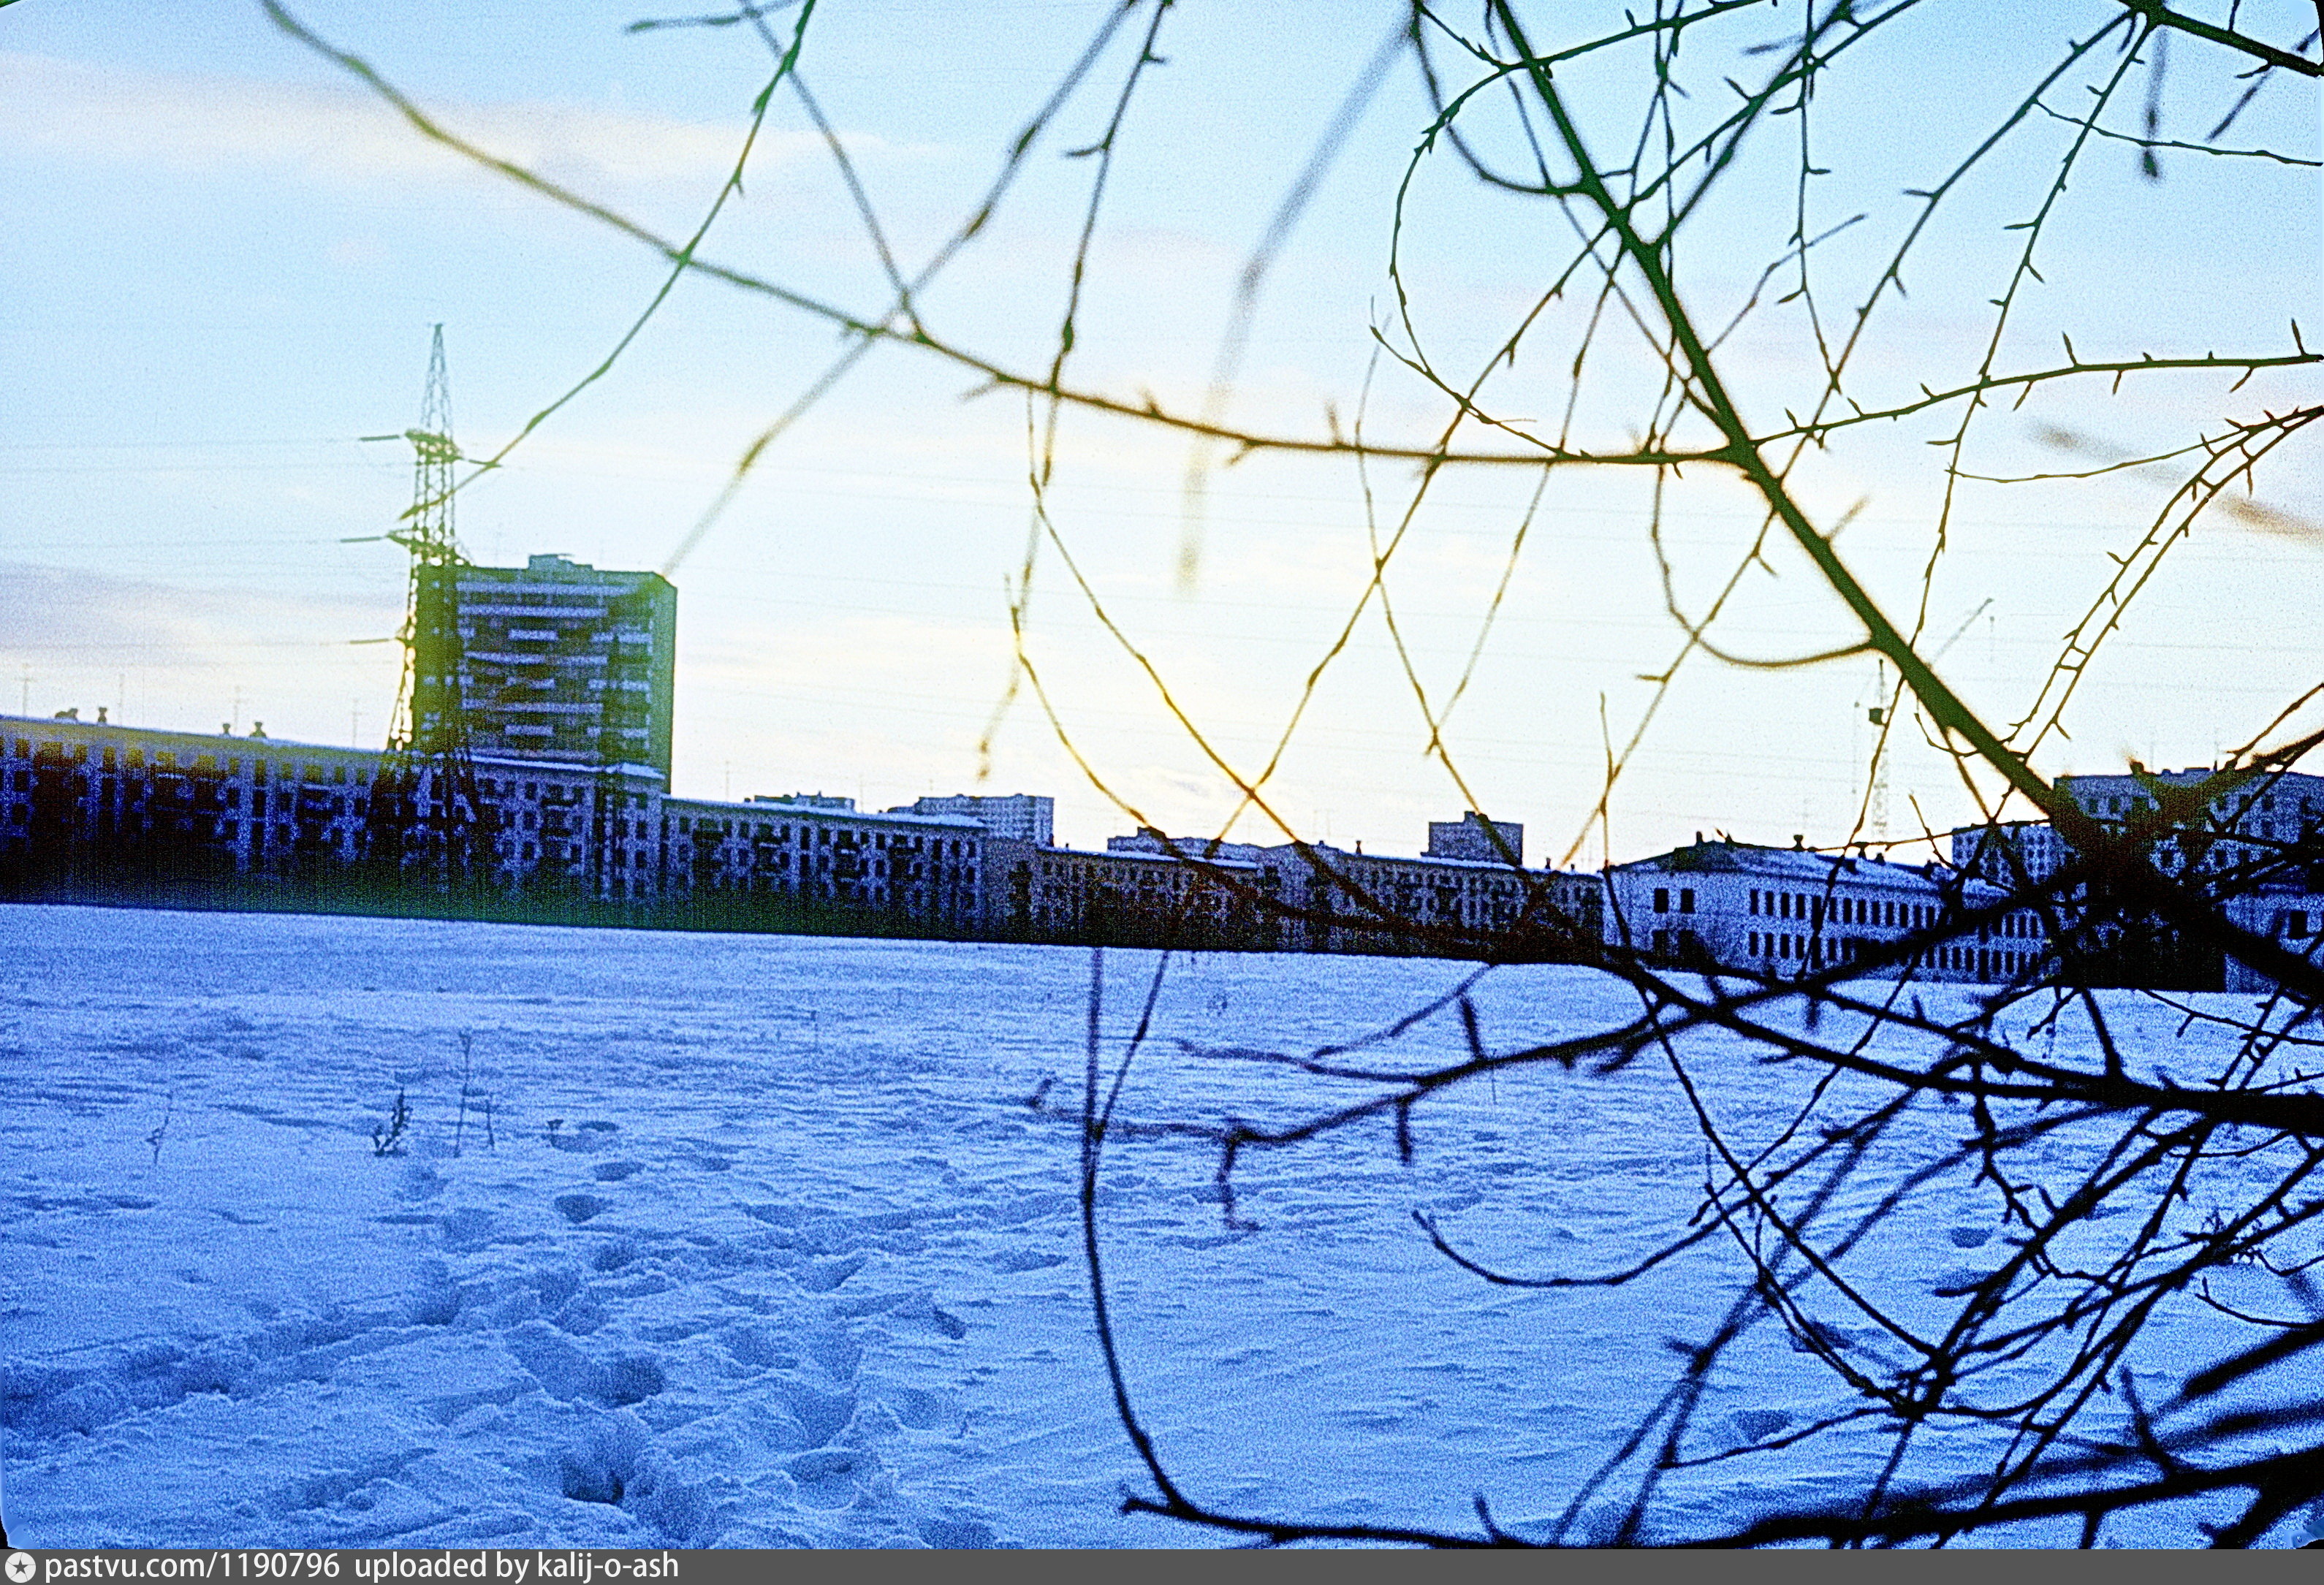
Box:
[417, 554, 677, 777]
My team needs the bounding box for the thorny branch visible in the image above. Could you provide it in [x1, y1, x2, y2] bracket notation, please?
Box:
[293, 0, 2324, 1548]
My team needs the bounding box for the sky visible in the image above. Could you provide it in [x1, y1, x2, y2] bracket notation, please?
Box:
[4, 1, 2320, 862]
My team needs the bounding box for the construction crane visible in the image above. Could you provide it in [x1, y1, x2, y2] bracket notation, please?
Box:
[367, 327, 487, 894]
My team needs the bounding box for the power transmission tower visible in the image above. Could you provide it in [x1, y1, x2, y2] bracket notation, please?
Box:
[1861, 601, 1992, 851]
[370, 326, 487, 895]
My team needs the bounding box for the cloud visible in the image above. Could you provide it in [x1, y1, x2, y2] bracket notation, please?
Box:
[0, 562, 362, 665]
[0, 50, 931, 193]
[0, 561, 403, 744]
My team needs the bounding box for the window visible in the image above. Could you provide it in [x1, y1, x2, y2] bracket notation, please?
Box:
[1679, 888, 1695, 915]
[1654, 886, 1670, 913]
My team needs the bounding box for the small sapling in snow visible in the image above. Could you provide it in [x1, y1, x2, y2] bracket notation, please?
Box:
[452, 1030, 475, 1157]
[145, 1091, 175, 1167]
[372, 1089, 411, 1157]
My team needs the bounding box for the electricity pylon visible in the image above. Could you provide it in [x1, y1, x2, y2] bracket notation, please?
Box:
[371, 327, 487, 893]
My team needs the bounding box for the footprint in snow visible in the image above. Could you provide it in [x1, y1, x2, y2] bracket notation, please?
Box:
[784, 1448, 876, 1510]
[1730, 1407, 1795, 1443]
[990, 1248, 1065, 1274]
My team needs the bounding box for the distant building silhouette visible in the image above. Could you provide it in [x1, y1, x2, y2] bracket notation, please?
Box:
[892, 794, 1055, 846]
[1426, 810, 1524, 867]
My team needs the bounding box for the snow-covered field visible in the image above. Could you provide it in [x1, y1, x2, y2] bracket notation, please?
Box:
[1, 904, 2312, 1547]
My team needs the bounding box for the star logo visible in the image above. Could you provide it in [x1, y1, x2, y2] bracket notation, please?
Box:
[4, 1551, 36, 1584]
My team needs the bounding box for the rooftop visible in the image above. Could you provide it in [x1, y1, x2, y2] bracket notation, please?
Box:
[1612, 840, 1943, 886]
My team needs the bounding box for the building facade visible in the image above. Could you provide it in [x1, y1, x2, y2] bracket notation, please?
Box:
[1, 712, 382, 896]
[1271, 842, 1595, 957]
[1953, 767, 2324, 889]
[424, 554, 679, 779]
[41, 707, 2287, 991]
[982, 837, 1277, 949]
[889, 793, 1055, 846]
[1426, 811, 1524, 866]
[661, 794, 983, 930]
[0, 713, 985, 930]
[1606, 839, 2046, 984]
[1949, 766, 2324, 989]
[2222, 890, 2324, 995]
[1019, 821, 1603, 960]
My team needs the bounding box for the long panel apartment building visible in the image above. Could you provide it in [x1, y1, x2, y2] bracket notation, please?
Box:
[0, 712, 983, 932]
[982, 815, 1605, 959]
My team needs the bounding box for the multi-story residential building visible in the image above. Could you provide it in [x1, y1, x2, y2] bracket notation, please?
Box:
[422, 553, 679, 778]
[982, 837, 1277, 949]
[1953, 767, 2324, 889]
[1948, 765, 2324, 988]
[889, 794, 1054, 846]
[1269, 841, 1596, 957]
[1426, 811, 1524, 866]
[0, 710, 384, 895]
[32, 708, 2245, 990]
[2223, 890, 2324, 995]
[1047, 821, 1603, 959]
[471, 758, 667, 902]
[0, 713, 990, 927]
[1105, 826, 1273, 864]
[661, 793, 983, 930]
[0, 709, 673, 902]
[1606, 837, 2046, 984]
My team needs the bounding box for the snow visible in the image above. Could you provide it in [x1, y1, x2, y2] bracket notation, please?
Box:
[1, 903, 2314, 1547]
